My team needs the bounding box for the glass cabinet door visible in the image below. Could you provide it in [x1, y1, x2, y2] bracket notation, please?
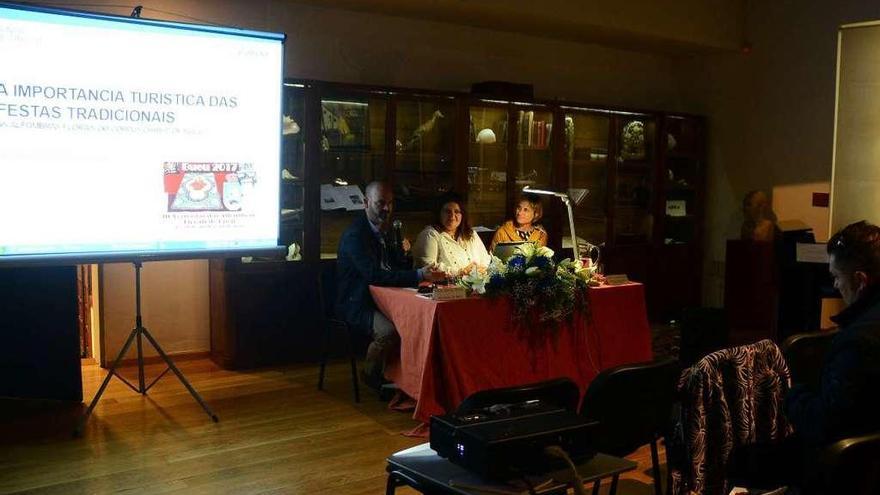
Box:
[280, 83, 305, 260]
[613, 115, 656, 245]
[661, 116, 702, 245]
[514, 108, 554, 192]
[393, 98, 456, 243]
[564, 110, 610, 249]
[467, 105, 508, 228]
[319, 96, 387, 258]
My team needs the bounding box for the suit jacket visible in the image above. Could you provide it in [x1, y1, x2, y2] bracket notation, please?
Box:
[671, 339, 791, 495]
[335, 215, 420, 334]
[785, 286, 880, 447]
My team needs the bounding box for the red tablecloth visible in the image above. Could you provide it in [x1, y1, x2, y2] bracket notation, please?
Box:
[370, 283, 653, 424]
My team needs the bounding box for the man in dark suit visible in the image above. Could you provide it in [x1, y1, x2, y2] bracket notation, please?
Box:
[336, 181, 444, 389]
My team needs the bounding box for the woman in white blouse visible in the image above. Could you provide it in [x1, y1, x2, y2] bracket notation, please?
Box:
[412, 193, 491, 276]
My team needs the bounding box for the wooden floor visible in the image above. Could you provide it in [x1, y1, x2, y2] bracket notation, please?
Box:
[0, 359, 667, 494]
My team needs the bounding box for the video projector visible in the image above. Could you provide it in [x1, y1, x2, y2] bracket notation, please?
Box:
[430, 399, 597, 479]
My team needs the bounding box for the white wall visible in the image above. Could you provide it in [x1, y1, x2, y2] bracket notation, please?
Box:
[831, 23, 880, 232]
[89, 264, 101, 363]
[680, 0, 880, 306]
[102, 261, 210, 358]
[51, 0, 711, 355]
[39, 0, 877, 331]
[57, 0, 880, 349]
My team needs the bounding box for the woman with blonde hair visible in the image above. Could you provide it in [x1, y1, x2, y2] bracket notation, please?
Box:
[489, 193, 548, 253]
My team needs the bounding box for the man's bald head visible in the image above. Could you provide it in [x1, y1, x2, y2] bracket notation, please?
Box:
[365, 181, 393, 229]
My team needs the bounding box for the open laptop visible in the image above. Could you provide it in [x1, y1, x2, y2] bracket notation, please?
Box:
[493, 241, 527, 260]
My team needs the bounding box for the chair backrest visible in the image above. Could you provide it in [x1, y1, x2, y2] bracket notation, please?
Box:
[580, 358, 680, 456]
[454, 377, 580, 415]
[822, 431, 880, 494]
[781, 329, 838, 388]
[679, 307, 729, 369]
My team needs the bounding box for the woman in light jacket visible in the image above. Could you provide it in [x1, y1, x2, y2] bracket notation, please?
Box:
[412, 192, 490, 277]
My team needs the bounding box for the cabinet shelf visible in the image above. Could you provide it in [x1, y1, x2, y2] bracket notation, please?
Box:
[665, 184, 695, 191]
[617, 161, 653, 172]
[666, 151, 702, 160]
[568, 158, 609, 166]
[393, 169, 453, 176]
[396, 151, 452, 159]
[470, 142, 507, 148]
[324, 148, 384, 155]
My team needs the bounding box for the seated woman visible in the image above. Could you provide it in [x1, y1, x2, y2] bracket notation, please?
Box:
[412, 193, 491, 276]
[489, 193, 548, 253]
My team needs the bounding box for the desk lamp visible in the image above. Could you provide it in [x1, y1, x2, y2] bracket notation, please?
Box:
[522, 186, 594, 262]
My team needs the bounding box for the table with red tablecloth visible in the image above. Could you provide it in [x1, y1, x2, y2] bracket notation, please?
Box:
[369, 283, 653, 424]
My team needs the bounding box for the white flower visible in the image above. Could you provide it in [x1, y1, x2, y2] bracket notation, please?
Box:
[535, 245, 555, 259]
[462, 266, 489, 294]
[525, 266, 541, 277]
[515, 242, 536, 260]
[487, 256, 507, 276]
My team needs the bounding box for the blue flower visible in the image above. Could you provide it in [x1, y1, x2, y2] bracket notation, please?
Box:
[488, 274, 506, 289]
[507, 255, 527, 271]
[531, 255, 552, 270]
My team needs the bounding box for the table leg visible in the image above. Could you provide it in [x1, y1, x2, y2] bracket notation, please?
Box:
[386, 470, 425, 495]
[385, 474, 396, 495]
[592, 480, 601, 495]
[609, 474, 620, 495]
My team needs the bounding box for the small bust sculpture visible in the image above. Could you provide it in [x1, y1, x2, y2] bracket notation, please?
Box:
[740, 190, 778, 242]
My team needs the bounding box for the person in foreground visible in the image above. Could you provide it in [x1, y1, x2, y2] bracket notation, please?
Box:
[411, 192, 491, 277]
[336, 181, 445, 389]
[731, 220, 880, 493]
[785, 220, 880, 446]
[489, 193, 548, 253]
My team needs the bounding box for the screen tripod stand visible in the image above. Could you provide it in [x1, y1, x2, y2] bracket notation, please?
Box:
[75, 261, 218, 436]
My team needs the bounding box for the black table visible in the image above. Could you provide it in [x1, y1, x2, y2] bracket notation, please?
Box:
[385, 443, 637, 495]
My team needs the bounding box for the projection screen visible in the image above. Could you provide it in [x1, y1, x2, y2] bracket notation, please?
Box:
[831, 21, 880, 231]
[0, 3, 285, 264]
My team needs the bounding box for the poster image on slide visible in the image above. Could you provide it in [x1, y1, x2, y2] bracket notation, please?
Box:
[163, 162, 255, 212]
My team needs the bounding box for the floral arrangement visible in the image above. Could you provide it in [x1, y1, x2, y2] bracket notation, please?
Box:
[459, 243, 601, 334]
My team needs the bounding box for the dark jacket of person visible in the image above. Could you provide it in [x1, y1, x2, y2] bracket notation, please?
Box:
[785, 286, 880, 447]
[335, 214, 419, 334]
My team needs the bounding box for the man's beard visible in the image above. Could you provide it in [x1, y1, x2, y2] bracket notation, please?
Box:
[376, 211, 390, 227]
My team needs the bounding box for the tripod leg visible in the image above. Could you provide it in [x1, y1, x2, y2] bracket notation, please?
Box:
[140, 327, 219, 422]
[75, 326, 141, 436]
[136, 330, 146, 394]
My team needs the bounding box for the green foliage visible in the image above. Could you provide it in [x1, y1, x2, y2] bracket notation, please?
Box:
[458, 244, 597, 334]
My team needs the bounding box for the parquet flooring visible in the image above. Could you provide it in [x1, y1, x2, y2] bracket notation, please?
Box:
[0, 359, 666, 494]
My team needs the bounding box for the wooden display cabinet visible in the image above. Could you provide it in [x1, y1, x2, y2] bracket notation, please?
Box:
[648, 114, 706, 321]
[209, 80, 710, 369]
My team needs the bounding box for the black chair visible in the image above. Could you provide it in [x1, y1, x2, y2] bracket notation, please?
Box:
[316, 262, 360, 403]
[820, 430, 880, 494]
[454, 377, 581, 415]
[781, 329, 838, 389]
[780, 330, 880, 493]
[580, 358, 680, 495]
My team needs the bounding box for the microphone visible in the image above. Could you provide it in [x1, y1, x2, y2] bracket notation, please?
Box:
[392, 220, 404, 253]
